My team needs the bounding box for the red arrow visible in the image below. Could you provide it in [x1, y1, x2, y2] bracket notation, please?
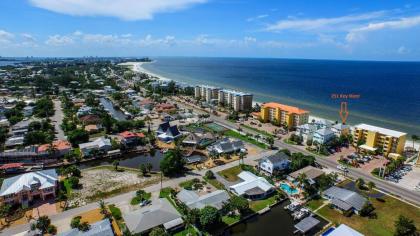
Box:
[339, 102, 349, 124]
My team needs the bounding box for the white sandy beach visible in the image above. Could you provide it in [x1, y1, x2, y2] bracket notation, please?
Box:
[121, 61, 419, 150]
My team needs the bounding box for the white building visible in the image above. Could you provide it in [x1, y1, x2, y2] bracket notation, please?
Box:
[229, 171, 275, 200]
[0, 169, 58, 206]
[296, 123, 318, 141]
[194, 85, 220, 102]
[79, 137, 112, 157]
[218, 89, 253, 112]
[258, 152, 290, 175]
[313, 128, 335, 144]
[331, 123, 350, 136]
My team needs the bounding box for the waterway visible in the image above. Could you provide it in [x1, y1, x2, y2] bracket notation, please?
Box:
[223, 201, 328, 236]
[99, 97, 127, 121]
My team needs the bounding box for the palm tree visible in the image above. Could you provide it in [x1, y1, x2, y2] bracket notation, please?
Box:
[265, 136, 274, 149]
[411, 135, 419, 150]
[146, 163, 153, 173]
[239, 152, 246, 165]
[98, 200, 109, 218]
[112, 160, 119, 171]
[367, 181, 376, 191]
[356, 178, 365, 189]
[296, 173, 307, 188]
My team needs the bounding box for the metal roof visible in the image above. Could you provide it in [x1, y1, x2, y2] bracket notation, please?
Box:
[294, 216, 320, 233]
[329, 224, 364, 236]
[177, 189, 230, 210]
[58, 219, 114, 236]
[324, 186, 367, 211]
[0, 169, 58, 196]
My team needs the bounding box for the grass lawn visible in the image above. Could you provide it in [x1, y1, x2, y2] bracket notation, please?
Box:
[249, 194, 278, 212]
[224, 130, 267, 149]
[316, 193, 420, 236]
[222, 214, 241, 225]
[108, 204, 122, 220]
[305, 198, 325, 211]
[89, 130, 106, 139]
[204, 177, 225, 190]
[174, 226, 199, 236]
[159, 187, 174, 198]
[239, 124, 274, 138]
[130, 192, 151, 205]
[218, 166, 243, 182]
[179, 178, 205, 190]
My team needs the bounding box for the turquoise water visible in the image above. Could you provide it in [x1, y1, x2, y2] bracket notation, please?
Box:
[143, 57, 420, 136]
[280, 183, 298, 195]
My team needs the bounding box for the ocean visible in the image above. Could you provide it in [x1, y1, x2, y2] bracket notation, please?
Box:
[142, 57, 420, 137]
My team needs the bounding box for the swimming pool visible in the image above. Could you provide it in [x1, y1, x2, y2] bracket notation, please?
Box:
[280, 183, 298, 195]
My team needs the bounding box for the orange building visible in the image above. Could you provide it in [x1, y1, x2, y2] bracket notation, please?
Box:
[259, 102, 309, 129]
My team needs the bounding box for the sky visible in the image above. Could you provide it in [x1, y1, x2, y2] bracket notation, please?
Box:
[1, 0, 420, 61]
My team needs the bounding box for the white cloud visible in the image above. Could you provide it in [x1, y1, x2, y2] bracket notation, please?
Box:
[265, 11, 385, 32]
[45, 35, 74, 46]
[0, 30, 14, 44]
[21, 33, 36, 42]
[346, 15, 420, 42]
[29, 0, 207, 21]
[247, 14, 269, 22]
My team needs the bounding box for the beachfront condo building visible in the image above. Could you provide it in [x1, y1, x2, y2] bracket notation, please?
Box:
[218, 89, 253, 112]
[259, 102, 309, 129]
[194, 85, 220, 102]
[353, 124, 406, 157]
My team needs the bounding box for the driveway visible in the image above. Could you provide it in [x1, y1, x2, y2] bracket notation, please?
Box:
[51, 99, 66, 140]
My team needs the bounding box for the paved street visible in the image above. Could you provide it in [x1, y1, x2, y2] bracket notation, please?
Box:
[51, 99, 66, 141]
[0, 150, 276, 235]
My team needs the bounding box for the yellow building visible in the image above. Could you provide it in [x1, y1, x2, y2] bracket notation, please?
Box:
[353, 124, 406, 157]
[259, 102, 309, 129]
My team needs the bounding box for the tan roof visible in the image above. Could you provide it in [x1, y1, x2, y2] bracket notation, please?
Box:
[262, 102, 309, 115]
[289, 166, 324, 180]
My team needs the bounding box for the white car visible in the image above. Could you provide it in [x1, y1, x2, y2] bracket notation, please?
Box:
[337, 165, 348, 172]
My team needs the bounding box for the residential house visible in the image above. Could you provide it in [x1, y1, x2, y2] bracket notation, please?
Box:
[5, 136, 25, 148]
[258, 152, 290, 175]
[76, 105, 93, 117]
[79, 114, 101, 125]
[313, 119, 334, 130]
[177, 189, 230, 210]
[323, 186, 368, 215]
[156, 122, 182, 142]
[259, 102, 309, 129]
[0, 116, 9, 127]
[327, 224, 364, 236]
[79, 137, 112, 157]
[207, 138, 245, 155]
[58, 219, 115, 236]
[123, 198, 184, 235]
[119, 131, 145, 147]
[288, 166, 325, 185]
[353, 123, 406, 157]
[11, 119, 32, 136]
[23, 106, 34, 117]
[182, 132, 215, 148]
[313, 128, 335, 144]
[84, 124, 101, 133]
[37, 140, 72, 158]
[294, 216, 320, 234]
[331, 123, 350, 137]
[0, 163, 26, 174]
[0, 169, 58, 206]
[296, 123, 317, 141]
[229, 171, 275, 200]
[0, 146, 53, 164]
[155, 103, 177, 113]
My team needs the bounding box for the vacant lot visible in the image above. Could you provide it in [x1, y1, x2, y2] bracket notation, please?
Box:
[68, 166, 161, 207]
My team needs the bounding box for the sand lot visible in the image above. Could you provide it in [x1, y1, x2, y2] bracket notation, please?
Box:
[68, 166, 161, 207]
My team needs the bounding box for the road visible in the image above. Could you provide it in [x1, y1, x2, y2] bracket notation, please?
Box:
[51, 99, 66, 141]
[173, 98, 420, 205]
[208, 111, 420, 205]
[0, 150, 276, 236]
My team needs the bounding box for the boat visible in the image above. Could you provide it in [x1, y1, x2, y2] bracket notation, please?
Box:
[285, 202, 301, 212]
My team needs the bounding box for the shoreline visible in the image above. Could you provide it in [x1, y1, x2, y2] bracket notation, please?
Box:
[123, 61, 420, 149]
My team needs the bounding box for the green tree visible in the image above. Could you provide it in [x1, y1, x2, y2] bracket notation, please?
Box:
[411, 135, 419, 150]
[199, 206, 221, 230]
[67, 129, 89, 147]
[160, 148, 186, 176]
[149, 227, 169, 236]
[0, 204, 11, 225]
[205, 170, 215, 179]
[31, 216, 53, 234]
[265, 136, 274, 149]
[360, 202, 374, 217]
[367, 181, 376, 191]
[139, 164, 147, 176]
[146, 163, 153, 173]
[394, 215, 417, 236]
[356, 178, 365, 189]
[228, 196, 249, 214]
[67, 176, 79, 189]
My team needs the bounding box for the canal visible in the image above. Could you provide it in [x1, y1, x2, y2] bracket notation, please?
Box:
[99, 97, 127, 121]
[223, 201, 328, 236]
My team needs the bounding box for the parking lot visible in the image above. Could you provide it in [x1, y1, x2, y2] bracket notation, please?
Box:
[397, 165, 420, 191]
